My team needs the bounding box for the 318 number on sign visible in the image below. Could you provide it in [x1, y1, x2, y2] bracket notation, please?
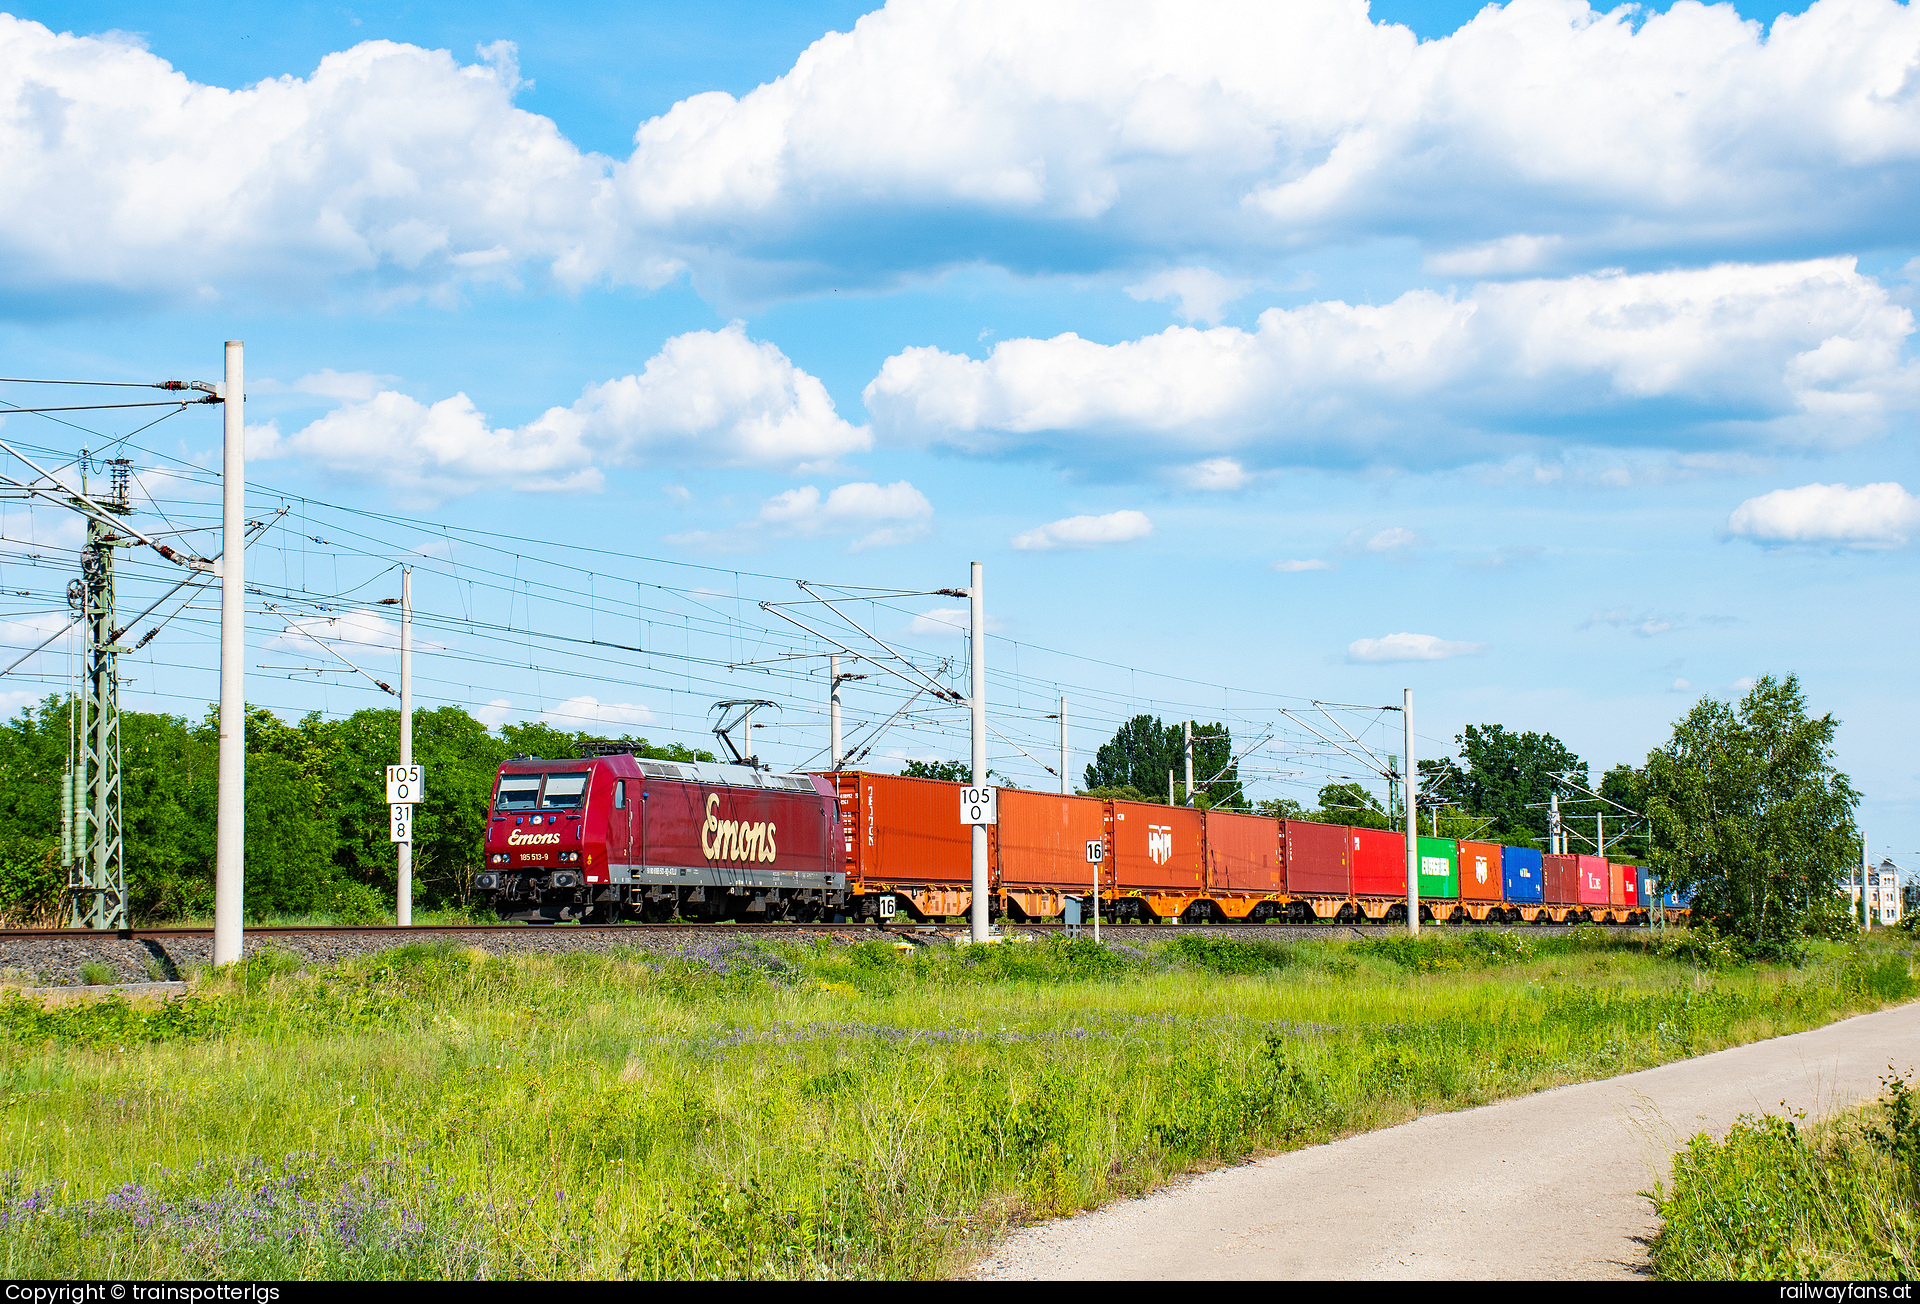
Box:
[389, 804, 413, 844]
[959, 786, 997, 825]
[385, 765, 424, 804]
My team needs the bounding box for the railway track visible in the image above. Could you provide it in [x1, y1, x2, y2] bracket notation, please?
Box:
[0, 919, 1654, 942]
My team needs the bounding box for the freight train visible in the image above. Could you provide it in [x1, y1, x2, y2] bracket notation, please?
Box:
[472, 753, 1690, 926]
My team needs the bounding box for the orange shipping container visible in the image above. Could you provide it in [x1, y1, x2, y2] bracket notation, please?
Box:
[1109, 800, 1205, 891]
[1205, 810, 1282, 892]
[836, 772, 971, 886]
[1457, 839, 1502, 902]
[993, 789, 1109, 888]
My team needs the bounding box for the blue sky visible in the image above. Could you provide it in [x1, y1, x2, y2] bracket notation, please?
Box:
[0, 0, 1914, 862]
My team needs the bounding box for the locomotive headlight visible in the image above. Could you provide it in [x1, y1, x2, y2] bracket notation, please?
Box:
[475, 873, 497, 890]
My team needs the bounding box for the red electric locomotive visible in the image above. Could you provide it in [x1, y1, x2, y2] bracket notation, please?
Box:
[474, 754, 846, 922]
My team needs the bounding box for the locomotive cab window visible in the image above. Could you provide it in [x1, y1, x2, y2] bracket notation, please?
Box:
[540, 772, 591, 809]
[613, 780, 626, 810]
[494, 775, 540, 811]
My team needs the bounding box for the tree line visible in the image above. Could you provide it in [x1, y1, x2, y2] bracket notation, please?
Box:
[0, 695, 710, 923]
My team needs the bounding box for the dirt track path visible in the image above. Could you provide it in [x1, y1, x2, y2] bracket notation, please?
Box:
[976, 1000, 1920, 1280]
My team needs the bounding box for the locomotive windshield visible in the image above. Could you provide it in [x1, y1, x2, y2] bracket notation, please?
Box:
[494, 775, 540, 810]
[493, 771, 593, 811]
[540, 773, 591, 809]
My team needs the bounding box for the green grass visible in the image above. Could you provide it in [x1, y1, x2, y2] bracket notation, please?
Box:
[1651, 1073, 1920, 1279]
[0, 929, 1912, 1280]
[158, 903, 498, 929]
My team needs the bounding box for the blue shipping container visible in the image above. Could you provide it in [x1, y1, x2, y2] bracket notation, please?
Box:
[1502, 845, 1544, 903]
[1665, 886, 1693, 908]
[1634, 865, 1653, 907]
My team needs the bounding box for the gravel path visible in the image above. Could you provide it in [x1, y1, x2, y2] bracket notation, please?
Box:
[976, 999, 1920, 1281]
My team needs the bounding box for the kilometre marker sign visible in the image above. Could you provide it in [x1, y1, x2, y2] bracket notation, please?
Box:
[960, 786, 998, 825]
[385, 765, 424, 804]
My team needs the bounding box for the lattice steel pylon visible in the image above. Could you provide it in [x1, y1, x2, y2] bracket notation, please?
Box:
[65, 460, 130, 929]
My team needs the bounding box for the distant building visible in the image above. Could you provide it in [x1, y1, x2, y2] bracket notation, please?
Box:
[1844, 857, 1904, 926]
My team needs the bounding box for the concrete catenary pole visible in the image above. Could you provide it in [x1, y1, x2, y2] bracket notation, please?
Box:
[397, 565, 413, 927]
[1183, 720, 1194, 807]
[1863, 832, 1871, 930]
[1058, 695, 1068, 796]
[829, 653, 843, 769]
[1404, 688, 1419, 937]
[213, 341, 245, 967]
[969, 562, 988, 943]
[1550, 790, 1562, 855]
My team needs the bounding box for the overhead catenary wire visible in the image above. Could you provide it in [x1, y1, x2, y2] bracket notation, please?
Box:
[0, 414, 1474, 806]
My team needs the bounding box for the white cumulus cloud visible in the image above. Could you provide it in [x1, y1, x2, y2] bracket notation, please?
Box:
[0, 24, 661, 308]
[17, 1, 1920, 308]
[1124, 268, 1250, 325]
[1010, 509, 1152, 551]
[1582, 607, 1679, 637]
[616, 0, 1920, 296]
[1271, 559, 1333, 573]
[865, 259, 1920, 468]
[262, 324, 868, 502]
[474, 699, 515, 729]
[1170, 457, 1250, 491]
[668, 480, 932, 552]
[1347, 632, 1488, 663]
[539, 696, 654, 729]
[1726, 481, 1920, 548]
[266, 610, 400, 656]
[904, 606, 1005, 638]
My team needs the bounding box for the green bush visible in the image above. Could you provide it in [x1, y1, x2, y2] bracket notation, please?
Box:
[1651, 1075, 1920, 1280]
[1649, 925, 1741, 970]
[325, 880, 389, 925]
[1159, 935, 1296, 975]
[0, 832, 59, 921]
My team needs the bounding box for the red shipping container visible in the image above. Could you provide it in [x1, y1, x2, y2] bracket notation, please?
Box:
[1457, 839, 1502, 902]
[1282, 820, 1350, 896]
[838, 773, 971, 886]
[1109, 801, 1205, 890]
[1206, 810, 1282, 892]
[1615, 863, 1640, 907]
[993, 790, 1109, 888]
[1577, 855, 1610, 905]
[1543, 854, 1581, 904]
[1349, 826, 1405, 897]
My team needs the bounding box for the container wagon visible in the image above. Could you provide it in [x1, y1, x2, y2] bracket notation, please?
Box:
[472, 758, 1691, 929]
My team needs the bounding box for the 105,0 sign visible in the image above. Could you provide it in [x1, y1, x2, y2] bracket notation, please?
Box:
[959, 786, 997, 825]
[385, 765, 425, 804]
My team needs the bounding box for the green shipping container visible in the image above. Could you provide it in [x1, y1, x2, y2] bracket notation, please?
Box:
[1417, 835, 1458, 900]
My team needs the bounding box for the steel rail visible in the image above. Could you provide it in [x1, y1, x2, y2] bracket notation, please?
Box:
[0, 920, 1664, 942]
